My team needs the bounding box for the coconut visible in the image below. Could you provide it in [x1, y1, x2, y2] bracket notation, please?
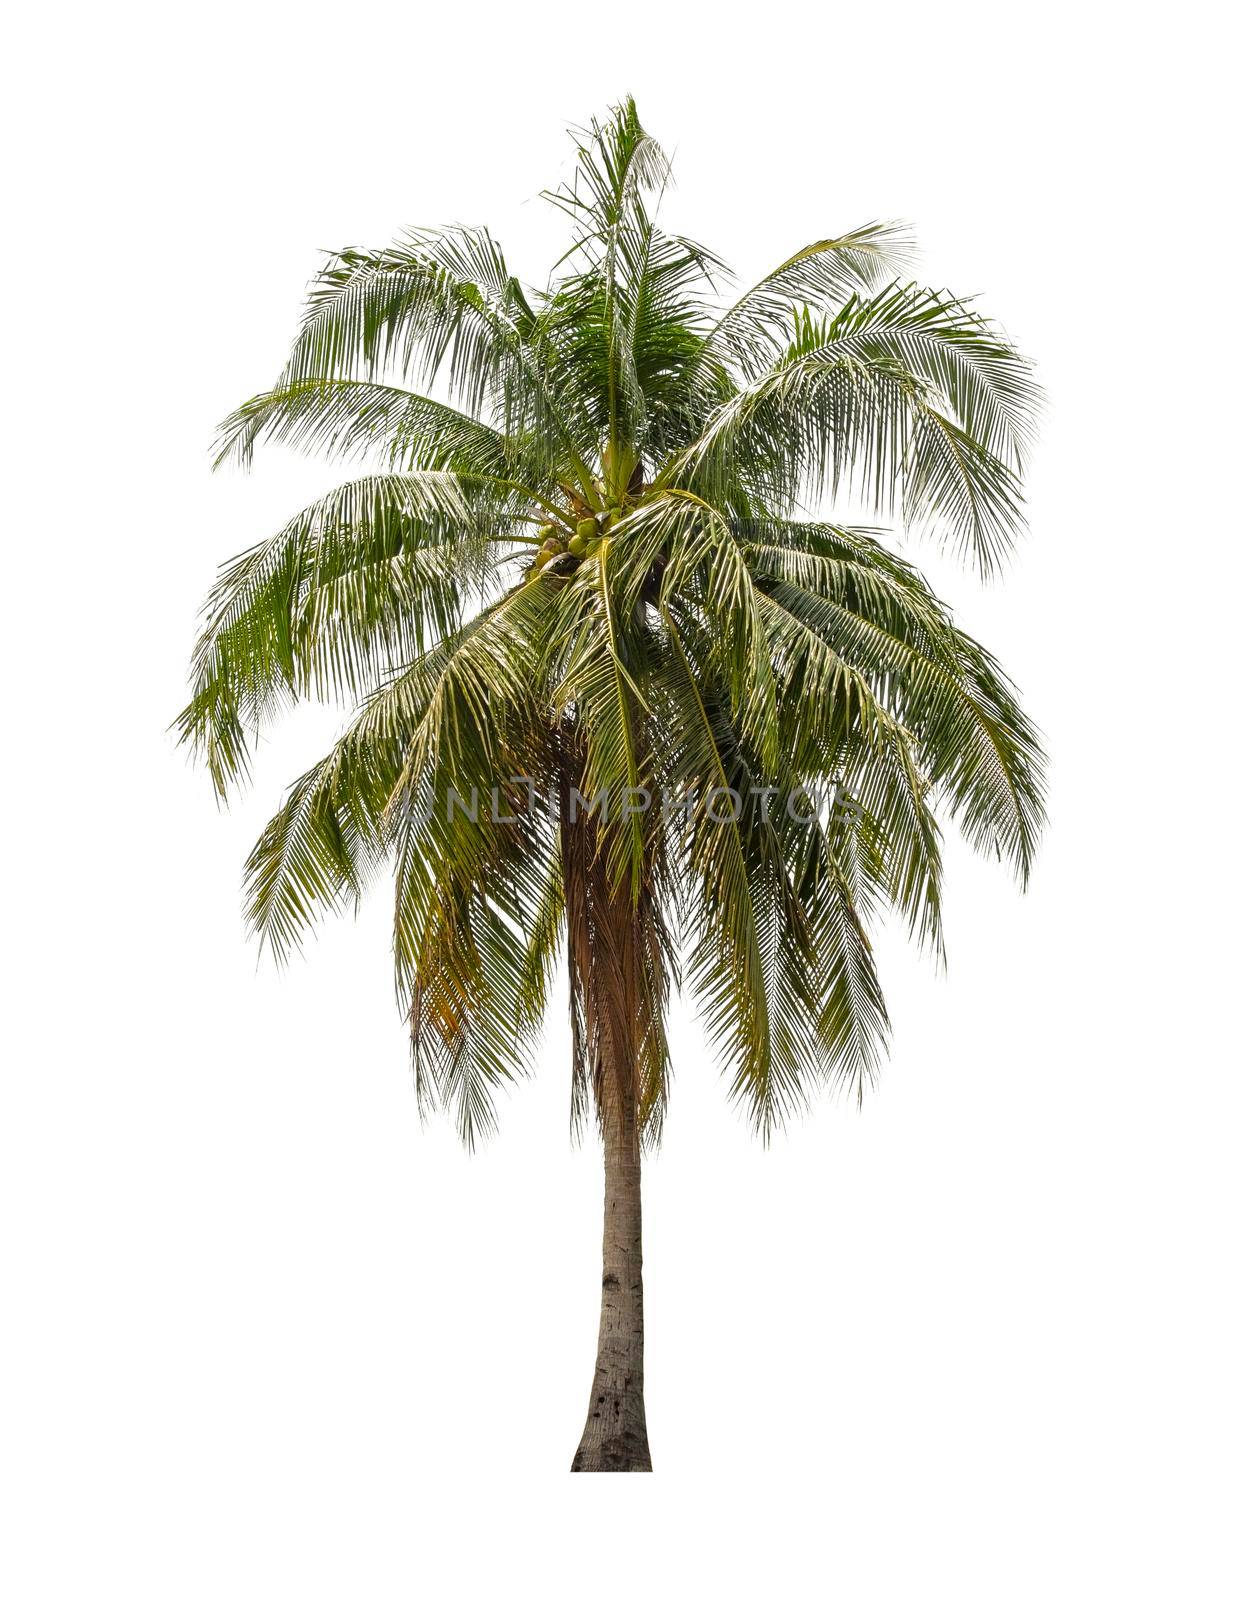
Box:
[569, 534, 587, 557]
[576, 517, 598, 541]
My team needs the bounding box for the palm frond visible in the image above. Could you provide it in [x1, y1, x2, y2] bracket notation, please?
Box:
[214, 378, 515, 477]
[673, 285, 1039, 574]
[177, 472, 494, 795]
[704, 221, 915, 373]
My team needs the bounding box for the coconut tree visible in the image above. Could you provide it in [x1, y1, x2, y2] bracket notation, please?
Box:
[179, 98, 1045, 1472]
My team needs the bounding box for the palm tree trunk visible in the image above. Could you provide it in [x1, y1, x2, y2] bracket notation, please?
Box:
[571, 1073, 651, 1472]
[560, 748, 657, 1472]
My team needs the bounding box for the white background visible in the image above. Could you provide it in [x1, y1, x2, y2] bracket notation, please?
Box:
[4, 2, 1254, 1593]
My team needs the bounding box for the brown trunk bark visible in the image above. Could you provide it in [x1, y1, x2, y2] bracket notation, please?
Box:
[560, 745, 657, 1473]
[571, 1074, 651, 1472]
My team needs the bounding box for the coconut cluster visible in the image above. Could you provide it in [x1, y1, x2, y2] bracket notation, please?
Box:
[526, 509, 623, 579]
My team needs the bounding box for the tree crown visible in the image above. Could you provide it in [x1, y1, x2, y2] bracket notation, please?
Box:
[179, 97, 1046, 1143]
